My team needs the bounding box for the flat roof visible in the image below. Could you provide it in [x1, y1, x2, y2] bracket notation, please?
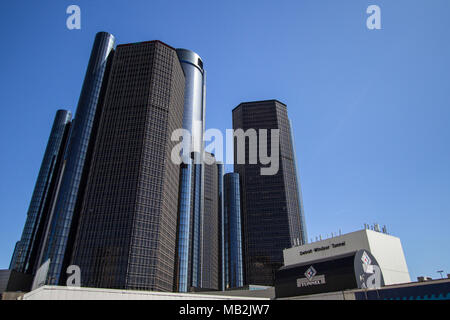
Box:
[232, 99, 287, 112]
[285, 228, 398, 253]
[117, 40, 176, 51]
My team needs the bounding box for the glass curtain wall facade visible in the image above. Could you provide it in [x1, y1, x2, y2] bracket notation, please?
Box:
[37, 32, 115, 285]
[70, 40, 185, 292]
[232, 100, 307, 286]
[10, 110, 72, 275]
[190, 161, 203, 288]
[223, 173, 244, 289]
[201, 153, 219, 290]
[174, 163, 192, 292]
[174, 49, 206, 292]
[217, 163, 225, 290]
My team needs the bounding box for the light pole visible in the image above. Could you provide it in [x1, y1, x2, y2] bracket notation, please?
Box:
[437, 270, 444, 279]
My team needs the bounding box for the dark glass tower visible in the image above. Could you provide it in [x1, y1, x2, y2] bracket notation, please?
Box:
[10, 110, 72, 275]
[37, 32, 115, 285]
[201, 153, 219, 290]
[70, 40, 185, 292]
[174, 49, 206, 292]
[223, 173, 244, 289]
[190, 161, 203, 288]
[232, 100, 307, 286]
[217, 162, 225, 290]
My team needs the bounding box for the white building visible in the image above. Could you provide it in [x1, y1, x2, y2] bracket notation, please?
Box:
[21, 285, 270, 300]
[283, 229, 411, 285]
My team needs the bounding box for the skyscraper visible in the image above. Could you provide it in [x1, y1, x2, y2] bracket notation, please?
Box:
[232, 99, 307, 286]
[37, 32, 115, 285]
[70, 40, 185, 292]
[223, 173, 244, 289]
[176, 49, 205, 156]
[217, 162, 225, 291]
[10, 110, 72, 275]
[201, 153, 219, 290]
[173, 49, 206, 292]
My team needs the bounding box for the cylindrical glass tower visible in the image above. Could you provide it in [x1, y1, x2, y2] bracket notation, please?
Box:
[176, 49, 205, 156]
[174, 49, 206, 292]
[37, 32, 115, 285]
[11, 110, 72, 274]
[224, 173, 244, 289]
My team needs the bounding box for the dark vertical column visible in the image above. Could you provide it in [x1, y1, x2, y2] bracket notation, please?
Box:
[11, 110, 72, 275]
[202, 153, 219, 290]
[190, 161, 203, 288]
[217, 162, 225, 290]
[38, 32, 115, 285]
[232, 100, 307, 286]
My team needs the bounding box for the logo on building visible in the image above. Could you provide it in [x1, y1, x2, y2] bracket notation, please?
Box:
[297, 265, 326, 287]
[355, 250, 384, 289]
[304, 266, 317, 281]
[361, 251, 374, 274]
[361, 251, 371, 265]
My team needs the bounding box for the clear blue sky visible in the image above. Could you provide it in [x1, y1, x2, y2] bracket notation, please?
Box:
[0, 0, 449, 281]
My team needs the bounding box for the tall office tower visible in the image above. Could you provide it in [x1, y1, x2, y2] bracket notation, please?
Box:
[201, 153, 219, 290]
[223, 173, 244, 289]
[232, 100, 307, 286]
[174, 49, 206, 292]
[70, 40, 185, 292]
[36, 32, 115, 285]
[217, 162, 225, 290]
[10, 110, 72, 275]
[190, 161, 203, 289]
